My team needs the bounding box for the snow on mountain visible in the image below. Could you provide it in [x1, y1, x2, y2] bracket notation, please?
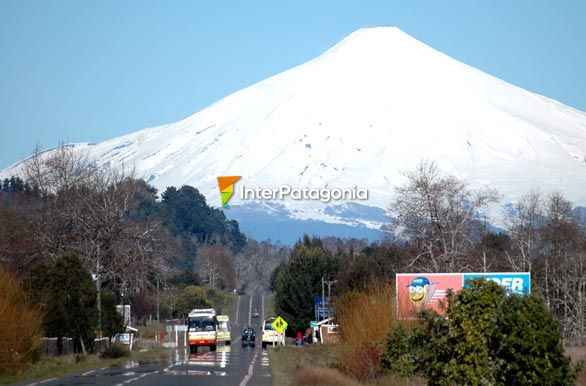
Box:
[3, 27, 586, 235]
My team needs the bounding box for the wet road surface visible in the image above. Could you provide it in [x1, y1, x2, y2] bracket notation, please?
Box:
[20, 293, 272, 386]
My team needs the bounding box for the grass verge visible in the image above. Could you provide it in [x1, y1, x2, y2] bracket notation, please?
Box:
[567, 346, 586, 385]
[268, 344, 338, 386]
[268, 344, 423, 386]
[0, 347, 167, 386]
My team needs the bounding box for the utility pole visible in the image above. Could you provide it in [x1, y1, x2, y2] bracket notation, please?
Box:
[324, 279, 337, 319]
[156, 278, 160, 343]
[321, 277, 325, 321]
[121, 287, 125, 328]
[96, 244, 102, 338]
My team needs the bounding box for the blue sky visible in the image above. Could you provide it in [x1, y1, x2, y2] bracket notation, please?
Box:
[1, 0, 585, 168]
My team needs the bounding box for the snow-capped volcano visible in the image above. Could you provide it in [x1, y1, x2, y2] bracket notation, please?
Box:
[3, 27, 586, 236]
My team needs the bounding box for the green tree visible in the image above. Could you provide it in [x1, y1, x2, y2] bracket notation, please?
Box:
[272, 235, 339, 334]
[101, 292, 123, 341]
[161, 186, 246, 253]
[26, 255, 97, 354]
[174, 285, 213, 318]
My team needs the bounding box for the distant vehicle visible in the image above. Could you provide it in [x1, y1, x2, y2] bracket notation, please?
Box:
[187, 308, 217, 353]
[111, 333, 131, 345]
[261, 317, 279, 348]
[241, 327, 256, 347]
[216, 315, 231, 345]
[252, 309, 260, 318]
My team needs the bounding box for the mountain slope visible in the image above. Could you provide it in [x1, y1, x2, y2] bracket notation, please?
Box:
[3, 27, 586, 233]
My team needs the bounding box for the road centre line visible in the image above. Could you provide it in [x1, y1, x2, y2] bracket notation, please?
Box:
[239, 349, 259, 386]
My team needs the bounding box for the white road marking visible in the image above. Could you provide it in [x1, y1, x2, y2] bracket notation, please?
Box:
[235, 295, 241, 325]
[248, 295, 252, 326]
[114, 370, 154, 386]
[239, 349, 259, 386]
[231, 336, 242, 346]
[25, 378, 57, 386]
[220, 351, 227, 368]
[81, 369, 95, 376]
[261, 349, 270, 366]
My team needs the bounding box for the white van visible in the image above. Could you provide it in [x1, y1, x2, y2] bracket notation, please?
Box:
[261, 317, 282, 348]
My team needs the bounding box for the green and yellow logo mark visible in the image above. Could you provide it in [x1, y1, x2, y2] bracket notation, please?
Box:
[217, 176, 241, 208]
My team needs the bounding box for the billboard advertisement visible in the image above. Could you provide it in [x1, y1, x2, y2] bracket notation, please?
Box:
[396, 272, 530, 319]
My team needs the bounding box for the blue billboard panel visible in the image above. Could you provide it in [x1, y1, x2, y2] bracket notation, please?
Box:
[314, 296, 331, 319]
[463, 272, 530, 295]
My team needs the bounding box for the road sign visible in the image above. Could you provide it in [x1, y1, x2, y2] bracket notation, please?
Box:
[310, 321, 317, 328]
[272, 316, 288, 333]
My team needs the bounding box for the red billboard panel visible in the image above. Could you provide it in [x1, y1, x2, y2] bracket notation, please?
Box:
[396, 273, 463, 319]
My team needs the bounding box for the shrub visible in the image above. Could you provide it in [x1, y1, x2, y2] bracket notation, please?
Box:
[381, 325, 415, 377]
[100, 344, 130, 359]
[491, 293, 574, 384]
[335, 283, 393, 381]
[382, 279, 575, 385]
[0, 267, 44, 375]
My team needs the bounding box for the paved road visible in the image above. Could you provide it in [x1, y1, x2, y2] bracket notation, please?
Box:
[21, 293, 272, 386]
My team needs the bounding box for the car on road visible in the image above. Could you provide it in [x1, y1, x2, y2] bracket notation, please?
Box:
[261, 317, 281, 348]
[241, 327, 256, 347]
[252, 309, 260, 318]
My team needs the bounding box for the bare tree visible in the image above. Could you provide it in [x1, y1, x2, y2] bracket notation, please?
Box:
[541, 193, 584, 341]
[234, 239, 289, 293]
[504, 190, 585, 343]
[24, 144, 97, 196]
[388, 160, 499, 272]
[505, 191, 543, 273]
[196, 244, 236, 289]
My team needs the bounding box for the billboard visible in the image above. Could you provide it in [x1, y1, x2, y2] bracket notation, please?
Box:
[314, 296, 332, 320]
[396, 272, 530, 319]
